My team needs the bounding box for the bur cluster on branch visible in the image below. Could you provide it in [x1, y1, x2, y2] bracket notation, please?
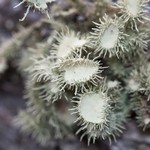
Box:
[0, 0, 150, 146]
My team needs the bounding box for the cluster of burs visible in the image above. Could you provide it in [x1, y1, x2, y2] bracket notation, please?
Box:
[2, 0, 150, 145]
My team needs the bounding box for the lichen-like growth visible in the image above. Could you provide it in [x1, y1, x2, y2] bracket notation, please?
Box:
[116, 0, 149, 31]
[71, 85, 112, 144]
[90, 14, 128, 57]
[71, 80, 126, 144]
[0, 0, 149, 146]
[14, 80, 70, 145]
[27, 56, 54, 82]
[53, 53, 104, 94]
[52, 29, 88, 59]
[14, 0, 56, 21]
[131, 93, 150, 129]
[130, 61, 150, 99]
[36, 79, 64, 103]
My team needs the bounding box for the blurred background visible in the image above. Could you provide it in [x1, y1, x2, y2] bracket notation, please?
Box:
[0, 0, 150, 150]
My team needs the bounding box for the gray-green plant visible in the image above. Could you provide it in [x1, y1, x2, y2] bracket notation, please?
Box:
[0, 0, 150, 146]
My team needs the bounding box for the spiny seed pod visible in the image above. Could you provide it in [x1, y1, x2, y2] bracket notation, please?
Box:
[70, 82, 125, 145]
[52, 29, 88, 59]
[70, 85, 111, 143]
[84, 112, 125, 144]
[27, 56, 55, 82]
[14, 0, 56, 21]
[90, 14, 128, 58]
[53, 53, 104, 94]
[116, 0, 150, 31]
